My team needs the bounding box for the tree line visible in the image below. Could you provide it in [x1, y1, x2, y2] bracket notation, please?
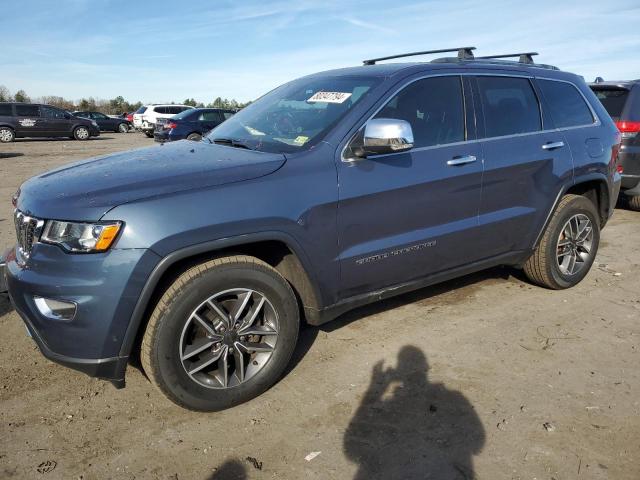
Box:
[0, 85, 250, 114]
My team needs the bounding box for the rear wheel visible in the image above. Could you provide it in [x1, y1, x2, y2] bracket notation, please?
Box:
[0, 127, 14, 143]
[524, 194, 600, 289]
[628, 195, 640, 212]
[187, 132, 202, 141]
[143, 130, 154, 138]
[141, 255, 299, 411]
[73, 126, 90, 140]
[117, 123, 128, 133]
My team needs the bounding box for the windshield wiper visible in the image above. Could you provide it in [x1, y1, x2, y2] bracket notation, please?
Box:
[212, 137, 253, 150]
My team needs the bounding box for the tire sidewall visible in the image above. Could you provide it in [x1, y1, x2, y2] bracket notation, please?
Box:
[152, 263, 299, 411]
[545, 197, 600, 288]
[187, 133, 201, 141]
[117, 123, 128, 133]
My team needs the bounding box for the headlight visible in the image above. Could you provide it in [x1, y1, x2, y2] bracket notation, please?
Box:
[41, 220, 122, 253]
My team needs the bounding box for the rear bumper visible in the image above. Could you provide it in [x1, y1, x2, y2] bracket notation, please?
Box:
[618, 145, 640, 192]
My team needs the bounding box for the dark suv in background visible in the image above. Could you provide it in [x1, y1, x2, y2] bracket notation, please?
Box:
[0, 103, 99, 142]
[3, 47, 621, 411]
[73, 111, 131, 133]
[589, 79, 640, 210]
[154, 108, 236, 142]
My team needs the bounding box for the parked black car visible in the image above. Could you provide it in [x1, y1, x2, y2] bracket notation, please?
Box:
[154, 108, 236, 142]
[589, 79, 640, 210]
[0, 103, 99, 142]
[73, 111, 131, 133]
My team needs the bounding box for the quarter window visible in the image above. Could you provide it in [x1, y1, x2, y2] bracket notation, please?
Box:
[199, 111, 221, 121]
[477, 76, 541, 137]
[15, 105, 40, 117]
[0, 104, 12, 116]
[538, 79, 594, 128]
[374, 76, 465, 148]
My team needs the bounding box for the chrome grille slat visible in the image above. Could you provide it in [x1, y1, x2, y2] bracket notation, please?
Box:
[13, 210, 44, 259]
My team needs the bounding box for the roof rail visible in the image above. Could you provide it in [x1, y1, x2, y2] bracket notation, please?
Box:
[477, 52, 539, 64]
[363, 47, 475, 65]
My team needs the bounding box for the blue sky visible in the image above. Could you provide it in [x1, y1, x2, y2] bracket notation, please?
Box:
[1, 0, 639, 104]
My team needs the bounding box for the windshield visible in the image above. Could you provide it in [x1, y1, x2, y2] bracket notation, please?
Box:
[205, 75, 381, 153]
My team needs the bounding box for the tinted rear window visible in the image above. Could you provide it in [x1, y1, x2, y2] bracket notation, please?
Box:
[591, 88, 629, 120]
[136, 106, 147, 114]
[0, 104, 12, 116]
[15, 105, 40, 116]
[477, 76, 541, 137]
[173, 109, 197, 120]
[538, 80, 594, 128]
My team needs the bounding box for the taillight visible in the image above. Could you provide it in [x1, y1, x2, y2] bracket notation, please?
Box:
[615, 120, 640, 139]
[166, 122, 177, 130]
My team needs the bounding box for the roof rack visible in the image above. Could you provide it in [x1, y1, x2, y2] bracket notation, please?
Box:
[477, 52, 538, 64]
[363, 47, 475, 65]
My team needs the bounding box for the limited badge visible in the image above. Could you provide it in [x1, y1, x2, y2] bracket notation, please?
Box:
[307, 91, 352, 104]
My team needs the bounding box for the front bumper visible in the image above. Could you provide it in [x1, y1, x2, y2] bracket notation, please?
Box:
[6, 244, 160, 385]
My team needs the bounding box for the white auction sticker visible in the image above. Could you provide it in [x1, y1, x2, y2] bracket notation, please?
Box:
[307, 91, 352, 103]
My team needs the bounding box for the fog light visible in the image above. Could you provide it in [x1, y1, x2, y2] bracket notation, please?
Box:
[34, 297, 77, 321]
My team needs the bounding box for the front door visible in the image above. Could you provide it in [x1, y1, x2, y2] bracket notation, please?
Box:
[337, 75, 484, 298]
[40, 106, 70, 135]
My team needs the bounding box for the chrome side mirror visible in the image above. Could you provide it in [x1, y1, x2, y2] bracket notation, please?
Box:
[362, 118, 414, 156]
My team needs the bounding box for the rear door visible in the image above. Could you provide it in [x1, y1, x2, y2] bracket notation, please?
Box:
[472, 75, 574, 257]
[14, 104, 44, 137]
[337, 75, 484, 297]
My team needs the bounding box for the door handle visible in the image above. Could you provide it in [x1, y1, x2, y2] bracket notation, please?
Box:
[542, 141, 565, 150]
[447, 155, 477, 166]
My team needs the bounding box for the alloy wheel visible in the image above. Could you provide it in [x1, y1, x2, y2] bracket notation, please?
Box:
[179, 288, 279, 389]
[556, 213, 594, 276]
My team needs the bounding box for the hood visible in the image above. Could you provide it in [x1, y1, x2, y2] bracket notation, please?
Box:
[17, 140, 286, 221]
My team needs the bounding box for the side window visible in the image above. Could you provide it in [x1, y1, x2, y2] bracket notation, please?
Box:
[93, 112, 108, 119]
[41, 107, 66, 119]
[374, 76, 465, 148]
[0, 104, 13, 116]
[15, 105, 40, 117]
[476, 76, 541, 138]
[199, 111, 221, 122]
[153, 107, 164, 115]
[223, 112, 234, 120]
[538, 79, 594, 128]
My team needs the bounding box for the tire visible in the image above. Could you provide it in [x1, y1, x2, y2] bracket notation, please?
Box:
[524, 194, 600, 289]
[628, 195, 640, 212]
[186, 132, 202, 141]
[144, 131, 154, 138]
[117, 123, 128, 133]
[0, 127, 15, 143]
[73, 126, 90, 141]
[141, 255, 300, 411]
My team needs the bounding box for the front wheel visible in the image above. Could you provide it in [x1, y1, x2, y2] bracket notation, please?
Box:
[141, 255, 299, 411]
[73, 126, 90, 140]
[143, 130, 154, 138]
[524, 194, 600, 289]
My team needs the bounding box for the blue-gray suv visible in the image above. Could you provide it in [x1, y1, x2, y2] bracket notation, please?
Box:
[2, 48, 622, 411]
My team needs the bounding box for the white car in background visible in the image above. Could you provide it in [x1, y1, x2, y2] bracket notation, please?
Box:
[133, 104, 195, 137]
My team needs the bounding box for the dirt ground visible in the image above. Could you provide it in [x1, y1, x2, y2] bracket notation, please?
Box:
[0, 134, 639, 480]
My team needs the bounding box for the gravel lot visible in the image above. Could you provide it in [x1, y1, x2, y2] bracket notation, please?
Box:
[1, 134, 639, 479]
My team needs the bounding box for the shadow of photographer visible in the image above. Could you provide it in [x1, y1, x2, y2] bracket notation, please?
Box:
[344, 346, 485, 479]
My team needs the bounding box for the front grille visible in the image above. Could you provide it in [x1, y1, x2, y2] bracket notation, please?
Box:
[14, 210, 44, 259]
